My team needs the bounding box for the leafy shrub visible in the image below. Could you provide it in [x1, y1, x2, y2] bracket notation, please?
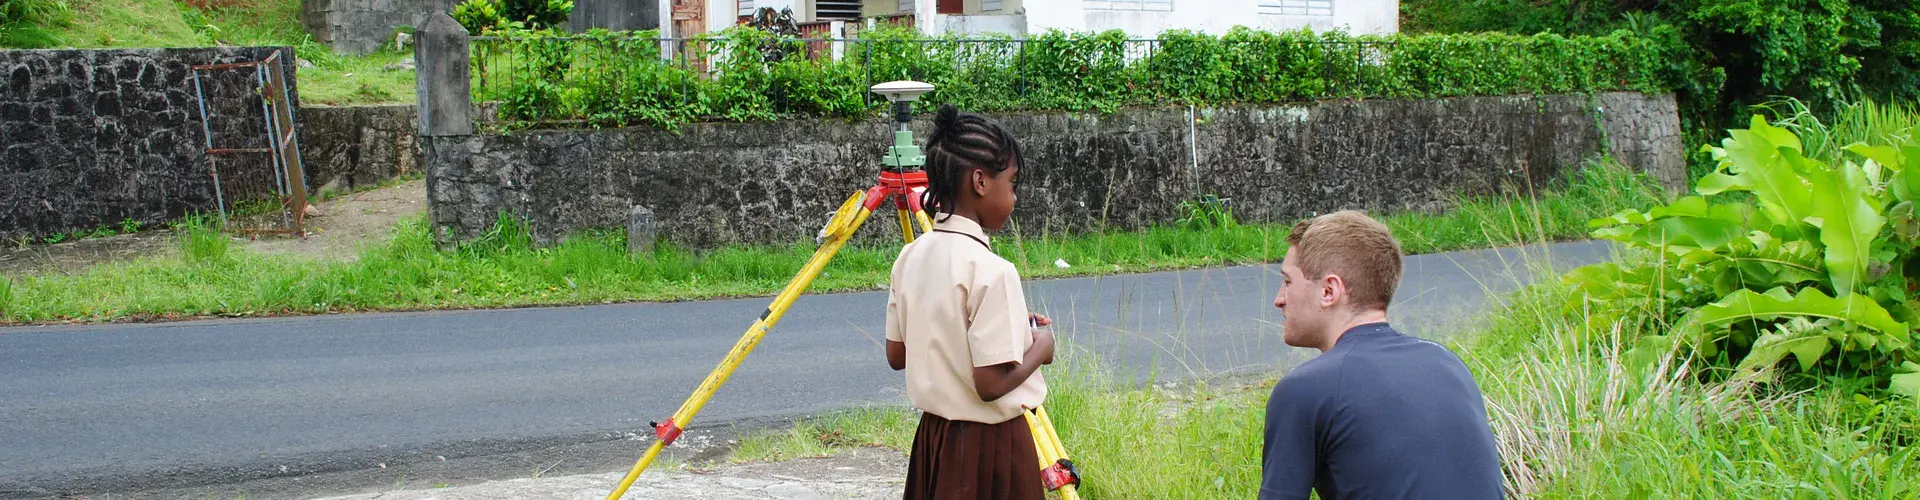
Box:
[472, 26, 1678, 131]
[451, 0, 505, 35]
[1575, 109, 1920, 406]
[1403, 0, 1919, 142]
[452, 0, 571, 34]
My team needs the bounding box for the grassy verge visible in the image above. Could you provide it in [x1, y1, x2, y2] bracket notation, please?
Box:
[58, 0, 200, 48]
[1470, 280, 1920, 498]
[21, 0, 416, 105]
[724, 259, 1920, 498]
[0, 163, 1661, 324]
[182, 0, 417, 105]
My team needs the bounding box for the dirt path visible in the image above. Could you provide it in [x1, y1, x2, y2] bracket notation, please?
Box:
[245, 179, 426, 262]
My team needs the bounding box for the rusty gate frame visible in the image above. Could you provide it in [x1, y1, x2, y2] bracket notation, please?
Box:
[190, 50, 310, 236]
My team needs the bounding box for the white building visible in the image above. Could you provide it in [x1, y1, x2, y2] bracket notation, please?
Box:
[660, 0, 1397, 39]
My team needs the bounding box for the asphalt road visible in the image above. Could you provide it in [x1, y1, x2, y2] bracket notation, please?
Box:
[0, 241, 1611, 498]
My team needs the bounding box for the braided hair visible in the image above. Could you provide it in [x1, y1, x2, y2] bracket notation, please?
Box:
[920, 105, 1024, 221]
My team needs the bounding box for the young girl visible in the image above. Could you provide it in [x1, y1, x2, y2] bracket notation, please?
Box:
[884, 105, 1055, 500]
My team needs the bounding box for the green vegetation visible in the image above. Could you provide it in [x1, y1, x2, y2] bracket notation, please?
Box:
[1581, 101, 1920, 396]
[1472, 277, 1919, 497]
[0, 0, 414, 105]
[0, 0, 71, 47]
[14, 218, 146, 247]
[450, 0, 572, 34]
[475, 25, 1677, 130]
[1401, 0, 1920, 179]
[0, 163, 1662, 324]
[728, 408, 916, 463]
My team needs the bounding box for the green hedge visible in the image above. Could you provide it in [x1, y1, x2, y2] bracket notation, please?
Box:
[471, 26, 1680, 131]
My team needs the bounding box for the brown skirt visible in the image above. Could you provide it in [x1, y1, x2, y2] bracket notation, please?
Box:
[903, 411, 1044, 500]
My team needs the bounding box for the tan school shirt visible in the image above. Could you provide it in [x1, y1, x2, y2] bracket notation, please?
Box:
[885, 214, 1047, 424]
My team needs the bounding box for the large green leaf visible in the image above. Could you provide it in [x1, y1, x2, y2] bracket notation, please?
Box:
[1695, 171, 1746, 195]
[1683, 287, 1908, 367]
[1892, 362, 1920, 406]
[1589, 196, 1745, 251]
[1802, 154, 1887, 298]
[1710, 117, 1815, 233]
[1691, 287, 1905, 334]
[1740, 317, 1839, 372]
[1720, 233, 1825, 289]
[1845, 143, 1899, 188]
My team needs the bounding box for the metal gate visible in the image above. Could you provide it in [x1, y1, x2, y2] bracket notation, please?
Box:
[191, 51, 310, 236]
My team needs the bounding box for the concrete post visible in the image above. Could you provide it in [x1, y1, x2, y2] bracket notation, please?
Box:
[416, 12, 472, 137]
[829, 20, 845, 60]
[915, 0, 936, 35]
[628, 205, 657, 254]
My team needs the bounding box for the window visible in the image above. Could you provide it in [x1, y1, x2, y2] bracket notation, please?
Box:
[898, 0, 912, 13]
[1259, 0, 1333, 16]
[738, 0, 754, 16]
[983, 0, 1002, 11]
[1084, 0, 1174, 11]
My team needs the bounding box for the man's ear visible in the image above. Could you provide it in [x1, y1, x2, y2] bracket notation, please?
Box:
[1320, 274, 1346, 308]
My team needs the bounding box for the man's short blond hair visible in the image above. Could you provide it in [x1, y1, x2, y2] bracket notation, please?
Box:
[1285, 210, 1403, 311]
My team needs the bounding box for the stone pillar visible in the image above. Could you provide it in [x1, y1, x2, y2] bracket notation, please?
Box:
[417, 11, 474, 249]
[416, 12, 471, 137]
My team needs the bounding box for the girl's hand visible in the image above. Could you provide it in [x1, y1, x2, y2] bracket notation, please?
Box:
[1030, 327, 1055, 365]
[1029, 313, 1052, 328]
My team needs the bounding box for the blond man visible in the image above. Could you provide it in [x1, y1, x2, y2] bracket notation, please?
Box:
[1261, 211, 1504, 499]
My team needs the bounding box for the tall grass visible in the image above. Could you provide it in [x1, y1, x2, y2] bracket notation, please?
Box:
[0, 162, 1662, 324]
[0, 0, 70, 47]
[1762, 97, 1920, 163]
[0, 275, 13, 318]
[174, 214, 230, 264]
[727, 408, 917, 463]
[1466, 278, 1920, 498]
[726, 350, 1269, 498]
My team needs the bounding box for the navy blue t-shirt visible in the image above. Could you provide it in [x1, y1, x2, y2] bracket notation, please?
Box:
[1260, 323, 1504, 500]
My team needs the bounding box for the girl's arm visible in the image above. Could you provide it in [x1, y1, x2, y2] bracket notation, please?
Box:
[886, 340, 907, 371]
[972, 327, 1054, 402]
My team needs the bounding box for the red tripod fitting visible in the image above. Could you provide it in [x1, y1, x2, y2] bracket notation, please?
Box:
[1041, 458, 1081, 490]
[862, 170, 930, 212]
[650, 418, 684, 446]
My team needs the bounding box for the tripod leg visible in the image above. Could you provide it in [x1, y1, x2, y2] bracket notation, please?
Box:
[605, 188, 883, 500]
[898, 208, 917, 244]
[1027, 406, 1083, 499]
[906, 189, 935, 235]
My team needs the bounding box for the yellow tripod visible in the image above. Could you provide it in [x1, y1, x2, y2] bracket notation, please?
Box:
[1026, 406, 1084, 499]
[605, 83, 1082, 500]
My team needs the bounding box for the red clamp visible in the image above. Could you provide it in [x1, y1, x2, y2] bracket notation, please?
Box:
[651, 418, 684, 446]
[1040, 459, 1081, 490]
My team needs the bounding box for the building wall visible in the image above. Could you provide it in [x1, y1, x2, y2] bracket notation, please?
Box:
[926, 0, 1399, 37]
[963, 0, 1022, 15]
[1249, 0, 1397, 34]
